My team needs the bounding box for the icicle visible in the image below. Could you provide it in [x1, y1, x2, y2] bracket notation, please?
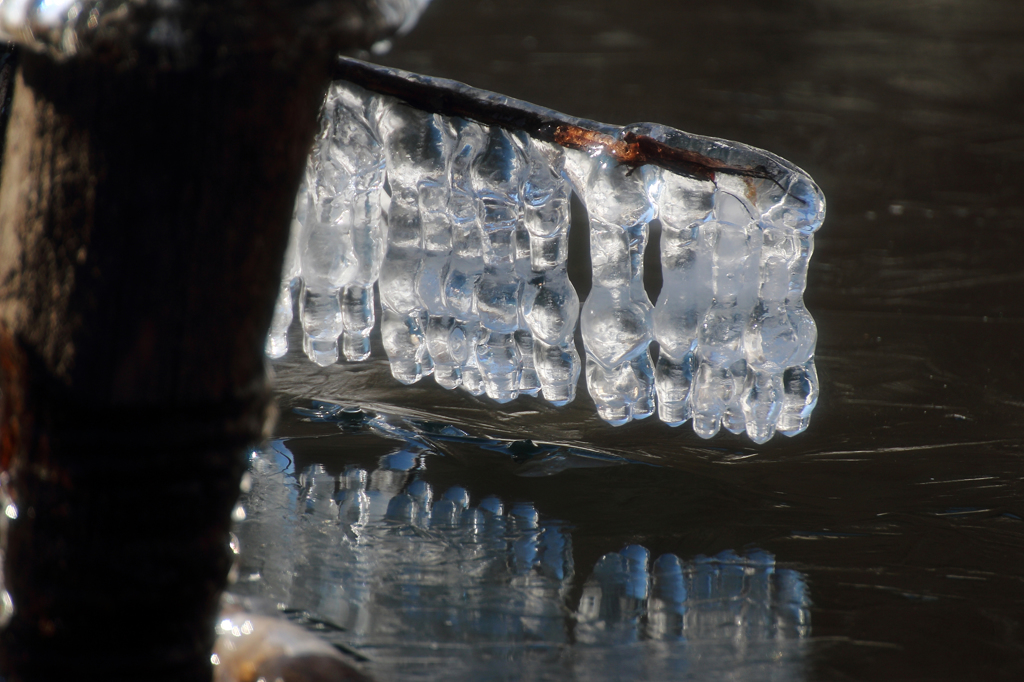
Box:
[264, 183, 306, 359]
[633, 122, 822, 441]
[294, 84, 386, 367]
[267, 66, 825, 443]
[375, 100, 450, 383]
[565, 147, 656, 425]
[518, 136, 580, 405]
[442, 118, 488, 395]
[472, 125, 525, 402]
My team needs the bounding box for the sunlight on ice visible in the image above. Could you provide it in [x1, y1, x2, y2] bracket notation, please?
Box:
[268, 74, 825, 442]
[212, 607, 371, 682]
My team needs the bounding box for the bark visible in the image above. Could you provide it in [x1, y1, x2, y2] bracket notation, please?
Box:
[0, 44, 15, 162]
[0, 4, 363, 678]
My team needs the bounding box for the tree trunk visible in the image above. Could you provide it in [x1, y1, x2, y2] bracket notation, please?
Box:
[0, 19, 332, 682]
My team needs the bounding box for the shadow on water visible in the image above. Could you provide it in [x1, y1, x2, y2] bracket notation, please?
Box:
[244, 0, 1024, 680]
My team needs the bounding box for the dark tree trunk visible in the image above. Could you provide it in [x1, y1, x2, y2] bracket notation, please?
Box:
[0, 4, 377, 678]
[0, 43, 15, 161]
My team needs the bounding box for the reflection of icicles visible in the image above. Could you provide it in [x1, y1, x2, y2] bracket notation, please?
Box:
[230, 437, 811, 680]
[577, 546, 811, 646]
[238, 457, 575, 646]
[269, 67, 825, 442]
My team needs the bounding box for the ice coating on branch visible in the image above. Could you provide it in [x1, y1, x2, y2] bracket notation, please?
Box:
[270, 72, 824, 442]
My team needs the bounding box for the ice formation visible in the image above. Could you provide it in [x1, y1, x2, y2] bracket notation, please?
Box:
[269, 61, 825, 443]
[0, 1, 823, 443]
[230, 427, 812, 674]
[0, 0, 433, 62]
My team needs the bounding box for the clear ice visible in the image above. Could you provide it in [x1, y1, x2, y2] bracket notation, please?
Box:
[269, 73, 825, 441]
[228, 429, 812, 680]
[270, 66, 825, 443]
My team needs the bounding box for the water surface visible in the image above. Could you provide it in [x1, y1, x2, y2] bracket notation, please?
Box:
[243, 1, 1024, 679]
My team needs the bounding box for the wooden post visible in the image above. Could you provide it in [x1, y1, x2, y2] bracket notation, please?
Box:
[0, 2, 411, 679]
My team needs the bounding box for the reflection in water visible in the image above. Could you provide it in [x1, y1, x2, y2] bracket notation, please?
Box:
[231, 420, 811, 681]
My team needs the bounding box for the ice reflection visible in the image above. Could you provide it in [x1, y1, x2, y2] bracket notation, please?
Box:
[232, 434, 811, 681]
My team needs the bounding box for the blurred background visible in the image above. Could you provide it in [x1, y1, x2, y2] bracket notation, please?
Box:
[247, 1, 1024, 680]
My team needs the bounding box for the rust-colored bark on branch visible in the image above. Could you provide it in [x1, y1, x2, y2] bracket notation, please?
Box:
[332, 56, 787, 190]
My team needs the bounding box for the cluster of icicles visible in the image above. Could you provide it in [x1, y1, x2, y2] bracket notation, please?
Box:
[266, 77, 825, 443]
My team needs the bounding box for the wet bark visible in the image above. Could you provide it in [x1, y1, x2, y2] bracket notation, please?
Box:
[0, 5, 357, 679]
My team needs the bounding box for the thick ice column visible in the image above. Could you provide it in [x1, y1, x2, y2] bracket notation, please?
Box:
[568, 147, 656, 425]
[622, 121, 825, 440]
[413, 109, 455, 384]
[441, 118, 488, 394]
[471, 125, 525, 402]
[754, 167, 822, 439]
[518, 136, 580, 405]
[265, 183, 307, 359]
[774, 231, 819, 436]
[513, 228, 542, 397]
[648, 170, 714, 425]
[690, 191, 762, 438]
[375, 101, 452, 383]
[741, 225, 813, 442]
[419, 117, 476, 391]
[298, 84, 385, 367]
[336, 85, 388, 362]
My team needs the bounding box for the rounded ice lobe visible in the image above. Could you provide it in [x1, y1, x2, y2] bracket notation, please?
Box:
[581, 299, 651, 368]
[522, 273, 579, 345]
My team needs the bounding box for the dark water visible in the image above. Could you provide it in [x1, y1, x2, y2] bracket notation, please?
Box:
[241, 1, 1024, 680]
